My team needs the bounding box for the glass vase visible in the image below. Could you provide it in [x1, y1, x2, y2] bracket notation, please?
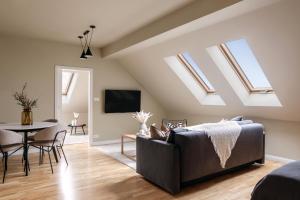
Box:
[21, 109, 33, 125]
[138, 122, 149, 136]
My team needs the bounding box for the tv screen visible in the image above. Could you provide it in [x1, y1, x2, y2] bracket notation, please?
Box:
[105, 90, 141, 113]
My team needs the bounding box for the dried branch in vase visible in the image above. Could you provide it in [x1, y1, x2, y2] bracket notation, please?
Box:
[13, 83, 38, 111]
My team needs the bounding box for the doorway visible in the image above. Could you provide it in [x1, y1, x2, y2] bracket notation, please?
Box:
[55, 66, 93, 145]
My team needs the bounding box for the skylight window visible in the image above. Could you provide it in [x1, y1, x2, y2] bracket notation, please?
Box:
[177, 52, 215, 93]
[62, 71, 74, 95]
[164, 56, 225, 106]
[219, 39, 273, 93]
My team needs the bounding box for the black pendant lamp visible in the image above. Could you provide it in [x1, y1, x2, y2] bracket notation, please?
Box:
[85, 25, 96, 57]
[78, 36, 87, 60]
[78, 25, 96, 60]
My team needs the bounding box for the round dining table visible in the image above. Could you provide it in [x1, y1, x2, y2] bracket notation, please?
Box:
[0, 122, 58, 176]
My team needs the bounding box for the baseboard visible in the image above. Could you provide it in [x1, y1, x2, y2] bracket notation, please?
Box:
[91, 139, 120, 146]
[91, 138, 135, 146]
[266, 154, 295, 163]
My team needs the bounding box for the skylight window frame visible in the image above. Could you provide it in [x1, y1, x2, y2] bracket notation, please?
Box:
[62, 72, 74, 96]
[177, 53, 216, 94]
[219, 43, 274, 94]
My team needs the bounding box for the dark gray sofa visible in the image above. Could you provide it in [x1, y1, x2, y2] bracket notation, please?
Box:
[136, 123, 265, 194]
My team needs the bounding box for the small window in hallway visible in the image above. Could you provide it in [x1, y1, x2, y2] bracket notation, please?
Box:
[62, 71, 74, 95]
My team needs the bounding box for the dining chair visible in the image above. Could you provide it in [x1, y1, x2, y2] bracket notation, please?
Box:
[29, 126, 68, 173]
[28, 119, 59, 163]
[54, 129, 68, 165]
[43, 119, 58, 123]
[39, 123, 68, 165]
[28, 118, 58, 139]
[0, 130, 24, 183]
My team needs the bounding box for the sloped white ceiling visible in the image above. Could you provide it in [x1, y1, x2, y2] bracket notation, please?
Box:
[117, 0, 300, 121]
[0, 0, 193, 47]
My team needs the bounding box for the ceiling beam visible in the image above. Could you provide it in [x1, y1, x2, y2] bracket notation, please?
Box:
[100, 0, 242, 58]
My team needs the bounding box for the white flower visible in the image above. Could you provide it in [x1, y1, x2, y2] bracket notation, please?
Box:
[132, 110, 153, 123]
[73, 112, 79, 119]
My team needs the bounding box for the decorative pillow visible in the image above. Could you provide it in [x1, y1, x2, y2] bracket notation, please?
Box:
[150, 125, 169, 140]
[161, 124, 170, 132]
[162, 119, 187, 129]
[230, 116, 244, 121]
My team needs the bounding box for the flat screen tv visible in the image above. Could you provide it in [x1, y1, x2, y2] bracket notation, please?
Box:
[104, 90, 141, 113]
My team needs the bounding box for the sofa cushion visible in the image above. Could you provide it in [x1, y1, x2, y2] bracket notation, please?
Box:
[150, 125, 169, 140]
[166, 128, 188, 143]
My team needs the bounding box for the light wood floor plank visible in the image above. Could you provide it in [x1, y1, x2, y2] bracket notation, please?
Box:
[0, 144, 282, 200]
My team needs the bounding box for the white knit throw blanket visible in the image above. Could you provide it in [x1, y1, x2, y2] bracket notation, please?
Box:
[187, 121, 242, 168]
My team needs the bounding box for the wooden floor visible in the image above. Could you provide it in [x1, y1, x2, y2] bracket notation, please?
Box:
[0, 144, 282, 200]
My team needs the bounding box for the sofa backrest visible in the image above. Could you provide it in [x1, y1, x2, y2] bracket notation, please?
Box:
[173, 123, 265, 183]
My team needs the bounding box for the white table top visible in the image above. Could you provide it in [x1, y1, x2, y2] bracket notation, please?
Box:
[0, 122, 58, 132]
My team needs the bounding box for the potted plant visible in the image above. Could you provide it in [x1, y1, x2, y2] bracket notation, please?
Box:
[13, 83, 38, 125]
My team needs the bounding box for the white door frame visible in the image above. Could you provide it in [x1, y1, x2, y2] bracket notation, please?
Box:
[55, 65, 93, 145]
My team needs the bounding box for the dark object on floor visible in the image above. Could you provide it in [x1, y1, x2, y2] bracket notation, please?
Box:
[68, 124, 86, 135]
[251, 161, 300, 200]
[136, 123, 265, 194]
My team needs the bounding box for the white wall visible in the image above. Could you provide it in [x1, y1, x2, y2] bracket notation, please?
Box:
[0, 34, 167, 142]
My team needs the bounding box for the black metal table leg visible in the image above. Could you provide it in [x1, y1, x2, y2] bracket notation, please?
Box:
[24, 131, 29, 176]
[82, 126, 86, 135]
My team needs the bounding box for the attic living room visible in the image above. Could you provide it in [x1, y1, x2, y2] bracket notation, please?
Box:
[0, 0, 300, 199]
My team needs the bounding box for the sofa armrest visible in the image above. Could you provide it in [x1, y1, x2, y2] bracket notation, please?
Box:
[136, 136, 180, 194]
